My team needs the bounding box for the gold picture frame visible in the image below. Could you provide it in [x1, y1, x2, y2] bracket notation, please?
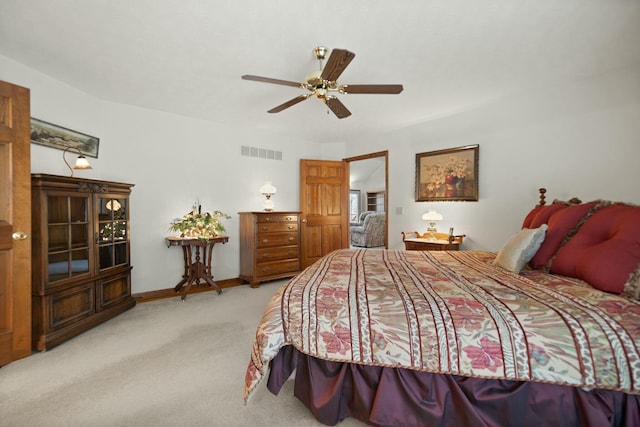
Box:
[415, 145, 479, 202]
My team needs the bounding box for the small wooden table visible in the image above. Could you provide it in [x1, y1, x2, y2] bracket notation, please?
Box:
[401, 231, 465, 251]
[166, 236, 229, 300]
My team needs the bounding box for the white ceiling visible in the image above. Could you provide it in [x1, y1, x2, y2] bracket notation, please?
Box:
[1, 0, 639, 144]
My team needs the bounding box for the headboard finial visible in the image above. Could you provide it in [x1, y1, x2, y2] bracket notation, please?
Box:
[538, 188, 547, 207]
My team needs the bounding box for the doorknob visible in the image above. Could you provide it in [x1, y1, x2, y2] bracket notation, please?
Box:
[12, 231, 28, 240]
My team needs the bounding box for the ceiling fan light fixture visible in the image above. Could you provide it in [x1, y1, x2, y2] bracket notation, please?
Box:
[305, 69, 323, 87]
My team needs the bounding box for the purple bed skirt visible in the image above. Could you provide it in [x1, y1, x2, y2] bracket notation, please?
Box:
[267, 345, 640, 427]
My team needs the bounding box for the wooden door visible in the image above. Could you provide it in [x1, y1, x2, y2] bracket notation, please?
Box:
[299, 159, 349, 269]
[0, 80, 31, 365]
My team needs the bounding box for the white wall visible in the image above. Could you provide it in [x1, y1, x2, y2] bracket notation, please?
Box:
[346, 64, 640, 251]
[0, 54, 340, 293]
[3, 52, 639, 291]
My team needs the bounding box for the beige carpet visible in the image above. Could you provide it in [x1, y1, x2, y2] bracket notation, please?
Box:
[0, 282, 363, 427]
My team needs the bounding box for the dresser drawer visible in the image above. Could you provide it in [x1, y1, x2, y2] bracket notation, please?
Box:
[404, 241, 459, 251]
[256, 232, 299, 248]
[256, 222, 299, 233]
[257, 214, 298, 223]
[256, 245, 299, 263]
[255, 259, 300, 278]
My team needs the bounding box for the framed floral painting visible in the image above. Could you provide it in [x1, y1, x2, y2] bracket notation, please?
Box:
[415, 145, 479, 202]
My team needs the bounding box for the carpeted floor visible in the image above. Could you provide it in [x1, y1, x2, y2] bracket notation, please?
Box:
[0, 282, 363, 427]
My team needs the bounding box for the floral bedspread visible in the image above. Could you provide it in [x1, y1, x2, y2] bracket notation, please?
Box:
[244, 249, 640, 402]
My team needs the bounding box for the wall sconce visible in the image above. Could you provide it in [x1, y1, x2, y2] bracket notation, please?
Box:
[422, 210, 443, 241]
[63, 146, 92, 177]
[260, 181, 277, 211]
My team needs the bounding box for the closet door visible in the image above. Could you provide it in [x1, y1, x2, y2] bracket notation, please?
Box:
[0, 80, 31, 366]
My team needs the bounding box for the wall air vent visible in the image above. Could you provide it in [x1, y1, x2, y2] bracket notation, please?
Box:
[241, 145, 282, 161]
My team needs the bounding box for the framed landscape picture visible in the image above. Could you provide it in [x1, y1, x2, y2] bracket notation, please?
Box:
[415, 144, 479, 202]
[30, 118, 100, 158]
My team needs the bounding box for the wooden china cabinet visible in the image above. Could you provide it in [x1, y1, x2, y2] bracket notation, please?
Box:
[31, 174, 135, 351]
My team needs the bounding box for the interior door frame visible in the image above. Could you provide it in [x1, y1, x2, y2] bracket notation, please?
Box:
[343, 150, 389, 248]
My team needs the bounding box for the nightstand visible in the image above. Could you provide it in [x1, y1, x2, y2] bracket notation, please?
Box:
[401, 231, 465, 251]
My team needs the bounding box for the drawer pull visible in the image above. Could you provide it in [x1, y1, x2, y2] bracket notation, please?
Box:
[261, 268, 270, 273]
[262, 226, 269, 231]
[262, 239, 270, 244]
[288, 237, 294, 241]
[288, 251, 295, 256]
[262, 253, 270, 258]
[287, 225, 294, 229]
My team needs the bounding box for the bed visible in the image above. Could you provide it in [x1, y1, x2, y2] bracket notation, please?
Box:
[244, 191, 640, 426]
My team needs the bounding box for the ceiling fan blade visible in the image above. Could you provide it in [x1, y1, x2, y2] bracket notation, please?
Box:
[325, 97, 352, 119]
[339, 84, 404, 94]
[321, 49, 356, 82]
[242, 74, 303, 88]
[267, 94, 311, 113]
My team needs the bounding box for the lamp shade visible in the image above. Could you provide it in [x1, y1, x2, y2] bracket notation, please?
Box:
[63, 146, 92, 177]
[260, 181, 277, 195]
[74, 155, 92, 169]
[422, 210, 443, 222]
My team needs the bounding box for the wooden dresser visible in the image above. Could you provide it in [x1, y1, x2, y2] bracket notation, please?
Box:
[238, 211, 301, 287]
[31, 174, 136, 351]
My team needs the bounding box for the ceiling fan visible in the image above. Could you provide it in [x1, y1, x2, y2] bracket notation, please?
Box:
[242, 46, 403, 119]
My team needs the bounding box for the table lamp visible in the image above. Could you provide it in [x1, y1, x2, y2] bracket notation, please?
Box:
[422, 210, 443, 241]
[260, 181, 277, 211]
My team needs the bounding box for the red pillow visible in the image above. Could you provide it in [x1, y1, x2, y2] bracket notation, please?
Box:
[529, 202, 599, 270]
[521, 206, 544, 228]
[550, 204, 640, 294]
[527, 204, 569, 229]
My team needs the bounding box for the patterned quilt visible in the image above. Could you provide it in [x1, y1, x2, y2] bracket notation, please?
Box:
[244, 249, 640, 402]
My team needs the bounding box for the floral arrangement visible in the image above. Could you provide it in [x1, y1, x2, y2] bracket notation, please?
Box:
[422, 155, 473, 187]
[419, 155, 474, 198]
[169, 203, 231, 239]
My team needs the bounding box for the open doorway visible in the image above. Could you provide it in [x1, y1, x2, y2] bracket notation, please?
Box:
[344, 151, 388, 249]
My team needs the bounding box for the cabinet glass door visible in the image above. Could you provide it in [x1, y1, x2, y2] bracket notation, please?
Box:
[47, 194, 90, 283]
[97, 197, 128, 270]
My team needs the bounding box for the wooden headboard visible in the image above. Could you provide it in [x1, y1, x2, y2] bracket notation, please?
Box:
[537, 188, 582, 207]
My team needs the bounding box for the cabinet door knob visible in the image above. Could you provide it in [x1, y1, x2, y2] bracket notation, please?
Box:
[12, 231, 28, 240]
